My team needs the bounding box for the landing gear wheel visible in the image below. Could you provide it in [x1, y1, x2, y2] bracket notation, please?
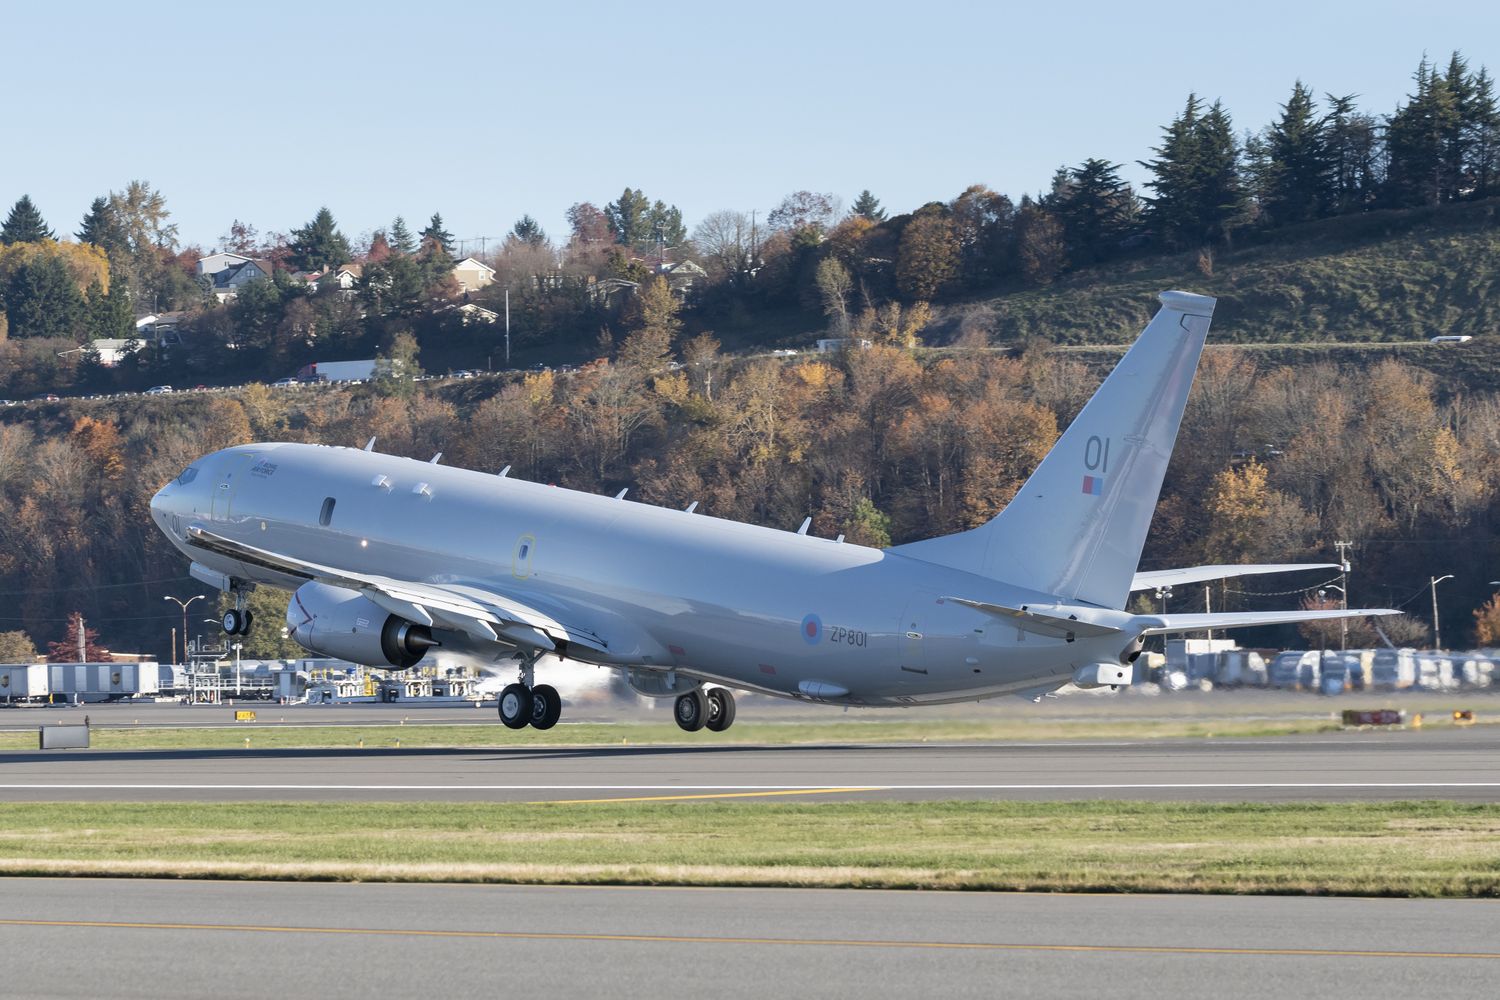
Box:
[222, 609, 244, 635]
[498, 683, 534, 729]
[529, 684, 562, 730]
[705, 687, 736, 732]
[239, 610, 254, 634]
[674, 689, 708, 732]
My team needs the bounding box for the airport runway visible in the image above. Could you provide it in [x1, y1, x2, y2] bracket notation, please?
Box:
[2, 730, 1496, 802]
[1, 878, 1496, 999]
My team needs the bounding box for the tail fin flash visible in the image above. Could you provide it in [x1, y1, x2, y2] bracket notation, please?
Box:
[892, 290, 1215, 609]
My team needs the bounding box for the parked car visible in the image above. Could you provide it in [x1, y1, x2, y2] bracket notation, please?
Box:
[270, 377, 299, 388]
[144, 385, 173, 395]
[451, 369, 477, 379]
[1430, 335, 1473, 344]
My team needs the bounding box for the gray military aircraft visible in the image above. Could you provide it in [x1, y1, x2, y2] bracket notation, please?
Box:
[150, 290, 1394, 732]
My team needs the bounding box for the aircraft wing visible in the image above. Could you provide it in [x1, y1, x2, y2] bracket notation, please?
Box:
[1130, 563, 1339, 591]
[185, 524, 610, 656]
[1133, 608, 1399, 635]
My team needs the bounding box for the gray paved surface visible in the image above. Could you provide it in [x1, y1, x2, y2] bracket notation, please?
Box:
[1, 879, 1496, 999]
[2, 730, 1496, 802]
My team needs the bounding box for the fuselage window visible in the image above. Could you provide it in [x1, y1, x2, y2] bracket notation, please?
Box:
[519, 543, 530, 559]
[319, 497, 336, 526]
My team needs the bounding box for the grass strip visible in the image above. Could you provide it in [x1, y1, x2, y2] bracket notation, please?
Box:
[0, 718, 1357, 751]
[0, 801, 1496, 897]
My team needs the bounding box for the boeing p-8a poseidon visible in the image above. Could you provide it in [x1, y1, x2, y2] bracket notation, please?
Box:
[151, 291, 1393, 732]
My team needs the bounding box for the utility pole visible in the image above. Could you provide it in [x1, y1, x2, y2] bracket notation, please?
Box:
[504, 288, 511, 366]
[163, 594, 207, 667]
[1430, 574, 1454, 651]
[76, 615, 86, 664]
[1334, 541, 1353, 650]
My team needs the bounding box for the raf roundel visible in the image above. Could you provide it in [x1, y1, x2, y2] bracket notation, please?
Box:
[800, 613, 822, 645]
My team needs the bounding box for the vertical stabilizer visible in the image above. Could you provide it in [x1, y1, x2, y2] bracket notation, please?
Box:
[891, 291, 1215, 608]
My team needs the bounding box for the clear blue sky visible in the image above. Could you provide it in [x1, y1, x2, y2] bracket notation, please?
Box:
[5, 1, 1497, 254]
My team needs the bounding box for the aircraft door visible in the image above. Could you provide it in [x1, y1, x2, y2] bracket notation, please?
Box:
[898, 591, 937, 674]
[210, 455, 254, 523]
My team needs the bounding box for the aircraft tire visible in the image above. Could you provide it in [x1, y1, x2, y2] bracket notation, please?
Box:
[222, 610, 243, 635]
[705, 687, 736, 732]
[240, 610, 254, 635]
[674, 689, 707, 732]
[530, 684, 562, 730]
[498, 683, 534, 729]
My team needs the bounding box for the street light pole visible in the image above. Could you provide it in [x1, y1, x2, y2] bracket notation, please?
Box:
[1429, 575, 1454, 651]
[163, 594, 207, 665]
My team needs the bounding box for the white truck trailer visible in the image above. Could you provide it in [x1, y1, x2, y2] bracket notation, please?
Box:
[297, 359, 377, 383]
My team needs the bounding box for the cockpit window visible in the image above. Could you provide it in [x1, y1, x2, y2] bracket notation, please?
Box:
[176, 466, 199, 486]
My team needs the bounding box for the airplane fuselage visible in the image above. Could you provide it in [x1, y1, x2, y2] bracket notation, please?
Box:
[152, 443, 1135, 706]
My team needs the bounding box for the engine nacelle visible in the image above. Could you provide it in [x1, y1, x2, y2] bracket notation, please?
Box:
[287, 581, 438, 669]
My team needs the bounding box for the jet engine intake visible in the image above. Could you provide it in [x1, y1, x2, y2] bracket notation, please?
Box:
[287, 581, 438, 669]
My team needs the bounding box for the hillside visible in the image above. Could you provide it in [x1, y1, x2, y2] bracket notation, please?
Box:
[961, 198, 1500, 348]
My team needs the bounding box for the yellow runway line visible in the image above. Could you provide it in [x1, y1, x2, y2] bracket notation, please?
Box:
[2, 919, 1498, 960]
[532, 786, 884, 804]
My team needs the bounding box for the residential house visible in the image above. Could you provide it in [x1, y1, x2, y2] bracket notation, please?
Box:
[136, 312, 186, 349]
[453, 257, 495, 294]
[211, 259, 274, 302]
[196, 252, 254, 278]
[660, 259, 707, 298]
[86, 339, 140, 366]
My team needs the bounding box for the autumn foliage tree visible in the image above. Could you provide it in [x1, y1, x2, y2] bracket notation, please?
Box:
[47, 613, 112, 663]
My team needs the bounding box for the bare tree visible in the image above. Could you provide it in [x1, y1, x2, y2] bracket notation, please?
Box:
[691, 210, 755, 285]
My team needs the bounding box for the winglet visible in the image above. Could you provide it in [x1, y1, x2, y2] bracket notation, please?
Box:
[364, 437, 376, 452]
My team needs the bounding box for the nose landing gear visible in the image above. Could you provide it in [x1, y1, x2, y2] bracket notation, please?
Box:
[674, 687, 736, 733]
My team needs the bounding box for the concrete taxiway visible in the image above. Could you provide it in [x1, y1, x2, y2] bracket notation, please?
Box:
[2, 878, 1496, 1000]
[1, 729, 1496, 802]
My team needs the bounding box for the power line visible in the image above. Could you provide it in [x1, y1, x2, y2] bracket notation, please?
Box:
[0, 574, 193, 598]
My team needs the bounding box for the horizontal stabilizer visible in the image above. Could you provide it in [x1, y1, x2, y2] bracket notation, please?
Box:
[945, 598, 1122, 640]
[1131, 563, 1339, 591]
[1132, 608, 1399, 636]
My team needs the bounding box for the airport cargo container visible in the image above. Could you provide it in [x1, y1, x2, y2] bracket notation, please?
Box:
[1369, 648, 1417, 690]
[48, 662, 161, 701]
[0, 664, 49, 700]
[1269, 651, 1320, 690]
[1214, 650, 1267, 687]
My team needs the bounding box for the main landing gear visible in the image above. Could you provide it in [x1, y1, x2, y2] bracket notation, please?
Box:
[497, 653, 562, 730]
[498, 682, 562, 731]
[674, 687, 736, 733]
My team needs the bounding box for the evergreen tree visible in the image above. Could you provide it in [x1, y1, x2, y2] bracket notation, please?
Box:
[1140, 95, 1246, 247]
[76, 196, 122, 250]
[1385, 57, 1457, 206]
[605, 187, 653, 246]
[646, 201, 687, 249]
[1469, 67, 1500, 198]
[287, 207, 352, 271]
[1, 195, 55, 244]
[3, 255, 84, 337]
[1441, 52, 1475, 200]
[851, 189, 886, 221]
[85, 278, 134, 340]
[390, 216, 417, 254]
[1140, 94, 1206, 247]
[1323, 94, 1381, 214]
[510, 214, 548, 247]
[1053, 158, 1136, 263]
[420, 213, 454, 254]
[1257, 82, 1332, 226]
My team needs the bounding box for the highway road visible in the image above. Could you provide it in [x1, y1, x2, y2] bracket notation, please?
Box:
[2, 730, 1496, 802]
[1, 878, 1495, 999]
